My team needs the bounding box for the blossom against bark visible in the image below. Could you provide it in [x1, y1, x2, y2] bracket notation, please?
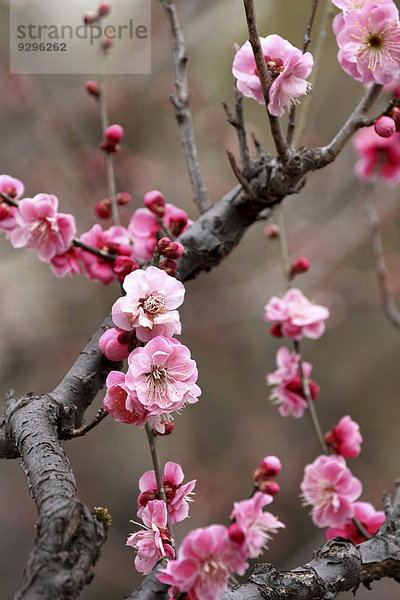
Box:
[232, 35, 313, 116]
[301, 455, 362, 527]
[158, 525, 247, 600]
[98, 327, 137, 361]
[264, 288, 330, 341]
[325, 501, 385, 543]
[125, 336, 201, 416]
[335, 1, 400, 85]
[127, 500, 174, 575]
[353, 126, 400, 186]
[267, 346, 319, 418]
[137, 461, 196, 524]
[10, 194, 76, 262]
[229, 492, 285, 559]
[325, 415, 363, 458]
[0, 174, 24, 234]
[112, 266, 185, 342]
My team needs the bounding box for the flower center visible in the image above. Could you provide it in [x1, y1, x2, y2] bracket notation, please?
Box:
[29, 217, 56, 243]
[367, 33, 383, 49]
[254, 56, 284, 80]
[147, 366, 168, 388]
[143, 294, 166, 315]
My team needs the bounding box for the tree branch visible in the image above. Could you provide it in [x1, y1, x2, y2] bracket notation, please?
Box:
[158, 0, 211, 214]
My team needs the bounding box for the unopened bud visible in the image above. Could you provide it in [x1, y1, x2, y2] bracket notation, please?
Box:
[116, 192, 131, 206]
[169, 210, 188, 236]
[144, 190, 166, 217]
[308, 380, 320, 401]
[158, 422, 175, 436]
[98, 1, 111, 17]
[105, 124, 124, 145]
[158, 237, 171, 252]
[83, 11, 97, 25]
[253, 455, 282, 482]
[95, 198, 111, 219]
[160, 258, 177, 276]
[86, 80, 100, 98]
[113, 256, 139, 282]
[258, 480, 280, 496]
[264, 224, 280, 240]
[374, 115, 396, 138]
[270, 324, 283, 338]
[228, 522, 245, 545]
[161, 241, 185, 260]
[290, 256, 310, 279]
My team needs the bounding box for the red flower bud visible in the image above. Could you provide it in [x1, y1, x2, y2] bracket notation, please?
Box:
[105, 124, 124, 145]
[95, 198, 112, 219]
[98, 1, 111, 17]
[159, 258, 177, 276]
[374, 116, 396, 138]
[258, 480, 280, 496]
[290, 256, 310, 278]
[144, 190, 166, 217]
[228, 522, 245, 545]
[161, 241, 185, 260]
[158, 422, 175, 436]
[116, 192, 131, 206]
[86, 80, 100, 97]
[264, 224, 280, 239]
[113, 256, 139, 282]
[270, 324, 283, 338]
[169, 211, 188, 236]
[158, 237, 171, 252]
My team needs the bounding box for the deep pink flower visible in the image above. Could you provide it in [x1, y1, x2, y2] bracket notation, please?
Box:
[335, 1, 400, 85]
[232, 35, 313, 116]
[267, 346, 319, 418]
[49, 248, 82, 277]
[112, 266, 185, 342]
[0, 175, 24, 234]
[127, 500, 174, 575]
[10, 194, 76, 262]
[264, 288, 329, 341]
[126, 336, 201, 416]
[137, 461, 196, 524]
[78, 224, 132, 285]
[230, 492, 285, 558]
[103, 371, 150, 426]
[158, 525, 247, 600]
[325, 415, 363, 459]
[353, 126, 400, 185]
[301, 455, 363, 527]
[325, 501, 385, 543]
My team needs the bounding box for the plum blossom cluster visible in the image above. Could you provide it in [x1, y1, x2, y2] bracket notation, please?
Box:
[353, 125, 400, 186]
[333, 0, 400, 85]
[232, 34, 313, 116]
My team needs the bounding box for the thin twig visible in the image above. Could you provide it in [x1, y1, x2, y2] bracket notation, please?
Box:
[0, 191, 18, 207]
[226, 151, 255, 199]
[145, 423, 175, 550]
[64, 409, 109, 439]
[287, 0, 320, 146]
[158, 0, 210, 215]
[242, 0, 288, 161]
[362, 185, 400, 330]
[72, 237, 118, 261]
[97, 64, 120, 226]
[352, 516, 372, 540]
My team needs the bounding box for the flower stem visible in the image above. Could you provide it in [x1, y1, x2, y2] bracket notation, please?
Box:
[145, 423, 175, 549]
[275, 203, 291, 289]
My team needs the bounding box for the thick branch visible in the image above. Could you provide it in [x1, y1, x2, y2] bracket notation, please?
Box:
[158, 0, 211, 214]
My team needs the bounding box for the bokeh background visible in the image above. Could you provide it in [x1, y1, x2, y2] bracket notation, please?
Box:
[0, 0, 400, 598]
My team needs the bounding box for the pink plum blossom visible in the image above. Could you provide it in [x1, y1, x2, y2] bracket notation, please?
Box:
[332, 0, 373, 9]
[267, 346, 319, 418]
[0, 175, 24, 234]
[158, 525, 248, 600]
[127, 500, 174, 575]
[325, 415, 363, 459]
[137, 461, 196, 524]
[353, 126, 400, 186]
[301, 455, 363, 527]
[10, 194, 76, 262]
[49, 248, 82, 278]
[98, 327, 137, 361]
[229, 492, 285, 558]
[335, 1, 400, 85]
[103, 371, 150, 426]
[126, 336, 201, 416]
[112, 266, 185, 342]
[264, 288, 329, 341]
[78, 224, 132, 285]
[232, 35, 313, 116]
[325, 501, 385, 544]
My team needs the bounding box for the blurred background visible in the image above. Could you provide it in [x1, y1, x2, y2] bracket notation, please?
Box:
[0, 0, 400, 598]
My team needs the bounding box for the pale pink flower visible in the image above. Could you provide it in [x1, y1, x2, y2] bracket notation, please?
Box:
[137, 461, 196, 524]
[232, 35, 313, 116]
[264, 288, 329, 341]
[325, 415, 363, 459]
[301, 455, 363, 527]
[112, 266, 185, 342]
[127, 500, 174, 575]
[325, 501, 385, 543]
[78, 224, 132, 285]
[335, 1, 400, 85]
[98, 327, 137, 361]
[267, 346, 319, 418]
[230, 492, 284, 559]
[126, 336, 201, 416]
[158, 525, 248, 600]
[49, 248, 81, 278]
[0, 175, 24, 234]
[353, 126, 400, 186]
[10, 194, 76, 262]
[332, 0, 372, 10]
